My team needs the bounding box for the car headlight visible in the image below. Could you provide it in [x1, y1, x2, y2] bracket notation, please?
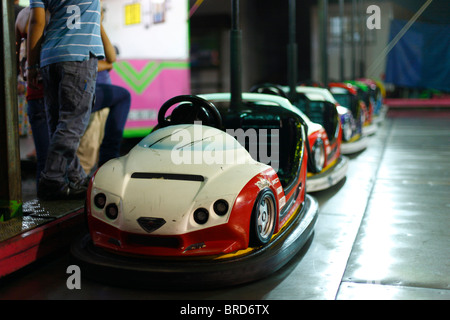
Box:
[312, 138, 325, 172]
[94, 193, 106, 209]
[105, 203, 119, 220]
[193, 208, 209, 224]
[213, 199, 229, 216]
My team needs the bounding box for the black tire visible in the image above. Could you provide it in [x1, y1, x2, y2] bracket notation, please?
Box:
[250, 188, 277, 247]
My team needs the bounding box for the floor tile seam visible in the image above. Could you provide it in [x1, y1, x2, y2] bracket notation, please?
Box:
[339, 278, 450, 293]
[315, 210, 357, 216]
[370, 177, 450, 186]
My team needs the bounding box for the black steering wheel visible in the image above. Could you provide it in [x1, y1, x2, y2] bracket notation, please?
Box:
[157, 95, 222, 129]
[250, 83, 289, 99]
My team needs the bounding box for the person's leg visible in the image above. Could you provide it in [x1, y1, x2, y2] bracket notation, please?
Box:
[27, 98, 50, 187]
[93, 83, 131, 166]
[38, 58, 97, 199]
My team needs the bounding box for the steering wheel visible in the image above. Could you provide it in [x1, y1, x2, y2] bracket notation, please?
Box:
[157, 95, 222, 129]
[250, 83, 289, 99]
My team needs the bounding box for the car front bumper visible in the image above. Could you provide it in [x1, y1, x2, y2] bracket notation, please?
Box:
[340, 135, 369, 155]
[306, 155, 349, 192]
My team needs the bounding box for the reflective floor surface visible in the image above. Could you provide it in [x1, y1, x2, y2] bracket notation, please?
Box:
[1, 109, 449, 300]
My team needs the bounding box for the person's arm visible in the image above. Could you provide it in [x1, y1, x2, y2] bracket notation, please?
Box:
[26, 6, 45, 89]
[15, 18, 25, 94]
[15, 20, 22, 75]
[15, 7, 29, 75]
[97, 24, 116, 72]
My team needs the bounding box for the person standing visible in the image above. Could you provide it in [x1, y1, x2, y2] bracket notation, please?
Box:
[93, 14, 131, 167]
[15, 6, 50, 188]
[77, 21, 131, 173]
[27, 0, 104, 200]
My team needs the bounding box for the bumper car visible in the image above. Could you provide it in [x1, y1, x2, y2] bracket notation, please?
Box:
[373, 79, 389, 122]
[357, 78, 388, 123]
[72, 94, 319, 289]
[250, 84, 349, 192]
[292, 86, 368, 155]
[345, 80, 377, 136]
[328, 83, 372, 154]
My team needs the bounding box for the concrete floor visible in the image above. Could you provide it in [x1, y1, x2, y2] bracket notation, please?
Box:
[1, 109, 449, 300]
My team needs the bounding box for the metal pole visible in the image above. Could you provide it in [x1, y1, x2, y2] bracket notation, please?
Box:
[1, 0, 23, 221]
[230, 0, 242, 110]
[366, 0, 433, 77]
[351, 0, 356, 79]
[288, 0, 298, 102]
[339, 0, 345, 81]
[319, 0, 328, 86]
[359, 0, 365, 77]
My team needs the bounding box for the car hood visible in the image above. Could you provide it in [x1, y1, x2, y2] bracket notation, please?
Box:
[91, 125, 270, 235]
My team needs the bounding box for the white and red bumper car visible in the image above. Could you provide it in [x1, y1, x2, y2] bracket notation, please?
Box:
[72, 94, 318, 289]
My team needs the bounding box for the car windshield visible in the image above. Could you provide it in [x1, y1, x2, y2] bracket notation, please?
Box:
[206, 99, 304, 189]
[211, 100, 282, 113]
[138, 125, 244, 151]
[333, 93, 352, 109]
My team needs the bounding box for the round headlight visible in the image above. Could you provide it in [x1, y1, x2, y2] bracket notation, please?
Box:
[193, 208, 209, 224]
[213, 199, 229, 216]
[94, 193, 106, 209]
[313, 138, 325, 172]
[105, 203, 119, 220]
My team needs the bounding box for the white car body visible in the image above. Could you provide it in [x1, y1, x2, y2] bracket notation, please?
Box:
[90, 124, 271, 236]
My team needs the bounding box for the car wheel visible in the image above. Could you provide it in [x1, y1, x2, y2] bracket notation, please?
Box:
[250, 188, 277, 247]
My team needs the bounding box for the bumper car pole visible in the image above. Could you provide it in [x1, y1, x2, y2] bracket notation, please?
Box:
[286, 0, 316, 174]
[287, 0, 297, 103]
[230, 0, 242, 111]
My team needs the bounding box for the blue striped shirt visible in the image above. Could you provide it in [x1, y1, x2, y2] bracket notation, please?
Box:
[30, 0, 105, 67]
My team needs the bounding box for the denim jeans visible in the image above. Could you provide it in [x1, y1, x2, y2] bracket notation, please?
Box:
[27, 98, 50, 187]
[92, 83, 131, 166]
[40, 58, 98, 185]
